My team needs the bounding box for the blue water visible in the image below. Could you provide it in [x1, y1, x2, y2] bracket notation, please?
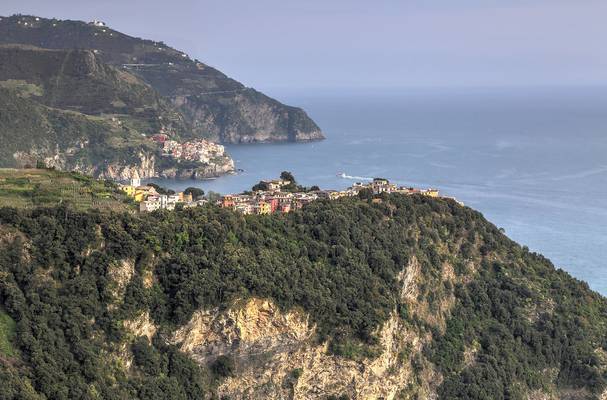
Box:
[146, 86, 607, 294]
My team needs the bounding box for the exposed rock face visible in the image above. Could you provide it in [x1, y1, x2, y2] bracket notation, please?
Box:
[107, 259, 135, 310]
[173, 91, 324, 144]
[169, 259, 449, 399]
[14, 146, 234, 181]
[172, 299, 313, 365]
[171, 298, 438, 400]
[99, 153, 157, 180]
[124, 311, 158, 342]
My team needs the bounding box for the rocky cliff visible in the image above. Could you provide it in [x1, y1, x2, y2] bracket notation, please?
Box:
[0, 14, 324, 144]
[170, 296, 437, 400]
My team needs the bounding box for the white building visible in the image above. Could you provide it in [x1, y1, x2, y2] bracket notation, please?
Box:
[130, 175, 141, 188]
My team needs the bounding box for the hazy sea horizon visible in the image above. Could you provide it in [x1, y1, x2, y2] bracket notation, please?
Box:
[145, 86, 607, 294]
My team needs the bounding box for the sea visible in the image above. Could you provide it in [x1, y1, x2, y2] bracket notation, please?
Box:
[145, 86, 607, 294]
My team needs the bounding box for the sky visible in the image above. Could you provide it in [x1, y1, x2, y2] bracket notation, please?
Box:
[1, 0, 606, 90]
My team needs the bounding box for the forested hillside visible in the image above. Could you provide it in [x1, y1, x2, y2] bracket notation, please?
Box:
[0, 192, 605, 399]
[0, 14, 324, 144]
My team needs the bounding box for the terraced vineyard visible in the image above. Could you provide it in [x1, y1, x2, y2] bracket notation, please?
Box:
[0, 168, 133, 211]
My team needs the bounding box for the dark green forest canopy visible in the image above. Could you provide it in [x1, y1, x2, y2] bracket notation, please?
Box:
[0, 194, 606, 399]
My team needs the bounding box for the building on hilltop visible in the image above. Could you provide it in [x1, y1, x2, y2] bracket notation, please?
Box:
[89, 20, 107, 27]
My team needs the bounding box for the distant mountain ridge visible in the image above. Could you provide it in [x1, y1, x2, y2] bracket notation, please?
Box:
[0, 14, 324, 143]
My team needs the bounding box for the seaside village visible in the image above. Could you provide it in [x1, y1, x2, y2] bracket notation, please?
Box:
[151, 134, 229, 164]
[119, 175, 459, 214]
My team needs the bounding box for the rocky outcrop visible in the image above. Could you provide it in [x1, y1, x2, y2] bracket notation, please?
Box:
[166, 258, 455, 399]
[173, 90, 324, 144]
[14, 146, 234, 181]
[156, 156, 235, 180]
[107, 259, 135, 310]
[124, 311, 158, 342]
[170, 298, 439, 400]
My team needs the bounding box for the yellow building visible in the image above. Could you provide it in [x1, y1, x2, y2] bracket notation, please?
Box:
[423, 189, 440, 198]
[179, 192, 193, 203]
[257, 201, 272, 215]
[120, 185, 136, 198]
[134, 186, 158, 203]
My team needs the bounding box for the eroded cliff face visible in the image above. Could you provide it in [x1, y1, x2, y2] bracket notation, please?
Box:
[173, 91, 324, 144]
[13, 148, 234, 181]
[168, 258, 449, 400]
[156, 156, 235, 180]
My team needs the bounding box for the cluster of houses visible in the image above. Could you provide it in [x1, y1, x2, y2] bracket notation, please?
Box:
[119, 177, 207, 212]
[152, 134, 228, 164]
[220, 184, 318, 215]
[120, 175, 459, 214]
[218, 177, 449, 216]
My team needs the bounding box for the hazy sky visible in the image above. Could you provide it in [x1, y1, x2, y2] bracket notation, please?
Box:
[2, 1, 606, 90]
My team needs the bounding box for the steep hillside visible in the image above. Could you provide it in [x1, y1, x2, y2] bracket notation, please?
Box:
[0, 47, 234, 180]
[0, 45, 181, 122]
[0, 192, 606, 399]
[0, 14, 324, 143]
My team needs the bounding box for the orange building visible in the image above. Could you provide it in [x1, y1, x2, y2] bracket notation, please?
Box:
[221, 195, 235, 208]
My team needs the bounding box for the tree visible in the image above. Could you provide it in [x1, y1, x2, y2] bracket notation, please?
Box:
[184, 187, 204, 199]
[280, 171, 296, 183]
[206, 191, 222, 202]
[149, 183, 175, 195]
[357, 188, 373, 200]
[211, 355, 235, 377]
[252, 181, 269, 192]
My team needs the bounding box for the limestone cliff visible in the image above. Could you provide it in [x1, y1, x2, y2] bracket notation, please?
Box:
[168, 258, 447, 400]
[171, 299, 437, 400]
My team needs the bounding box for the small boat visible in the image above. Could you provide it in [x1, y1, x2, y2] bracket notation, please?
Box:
[337, 172, 347, 178]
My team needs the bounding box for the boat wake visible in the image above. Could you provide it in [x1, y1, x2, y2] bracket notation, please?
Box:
[337, 172, 373, 181]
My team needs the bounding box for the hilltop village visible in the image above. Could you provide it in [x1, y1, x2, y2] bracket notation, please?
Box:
[218, 177, 445, 215]
[119, 173, 461, 213]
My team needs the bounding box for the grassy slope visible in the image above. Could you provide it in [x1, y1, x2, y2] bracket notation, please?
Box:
[0, 87, 106, 165]
[0, 308, 16, 357]
[0, 168, 133, 211]
[0, 45, 186, 133]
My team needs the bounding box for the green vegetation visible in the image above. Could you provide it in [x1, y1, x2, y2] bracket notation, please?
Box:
[0, 308, 16, 357]
[0, 14, 323, 144]
[184, 187, 204, 199]
[252, 171, 316, 193]
[147, 182, 175, 195]
[0, 186, 606, 398]
[210, 355, 236, 378]
[0, 79, 43, 98]
[0, 45, 194, 176]
[0, 168, 132, 211]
